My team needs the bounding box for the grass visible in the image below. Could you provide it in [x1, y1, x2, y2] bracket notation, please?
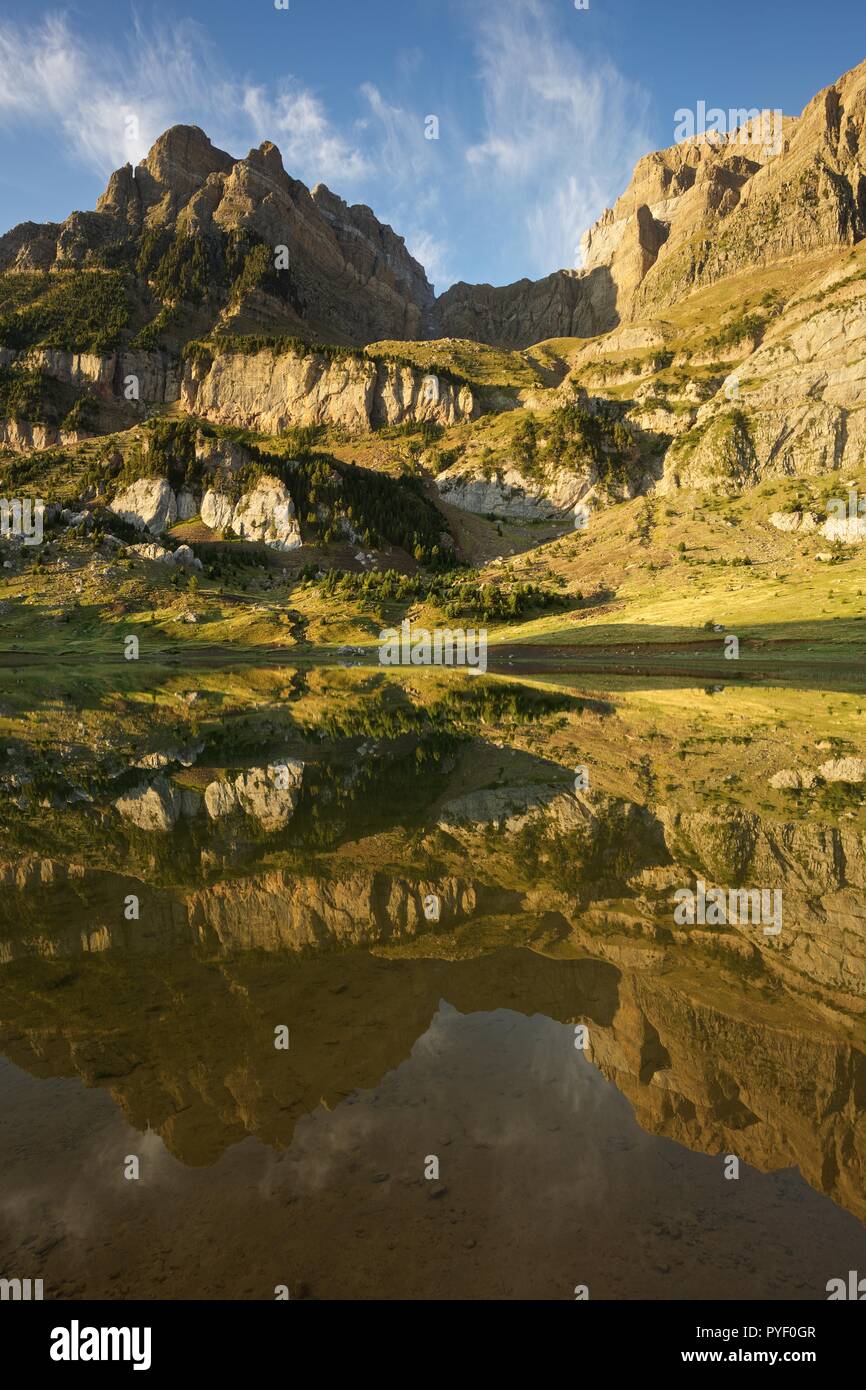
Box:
[366, 337, 546, 390]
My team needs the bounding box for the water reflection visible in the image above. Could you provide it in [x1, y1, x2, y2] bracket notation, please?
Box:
[1, 668, 866, 1298]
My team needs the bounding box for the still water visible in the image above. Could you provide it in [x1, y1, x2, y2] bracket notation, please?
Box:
[1, 666, 866, 1299]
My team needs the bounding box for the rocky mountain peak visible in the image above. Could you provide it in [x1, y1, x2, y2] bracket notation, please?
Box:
[4, 58, 866, 347]
[141, 124, 236, 194]
[94, 124, 236, 232]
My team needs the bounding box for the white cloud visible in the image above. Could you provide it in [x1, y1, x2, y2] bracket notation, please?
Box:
[465, 0, 652, 275]
[356, 84, 455, 289]
[242, 83, 372, 185]
[360, 83, 433, 186]
[0, 13, 371, 188]
[0, 14, 223, 171]
[404, 230, 453, 294]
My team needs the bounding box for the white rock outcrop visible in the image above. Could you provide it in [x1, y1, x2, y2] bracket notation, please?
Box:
[201, 476, 301, 550]
[128, 540, 202, 570]
[172, 543, 203, 570]
[231, 478, 301, 550]
[819, 757, 866, 784]
[114, 777, 183, 832]
[436, 466, 592, 521]
[769, 511, 819, 533]
[770, 769, 817, 790]
[110, 478, 177, 533]
[201, 489, 234, 532]
[822, 515, 866, 544]
[204, 761, 304, 830]
[176, 489, 199, 521]
[181, 347, 477, 434]
[128, 542, 173, 563]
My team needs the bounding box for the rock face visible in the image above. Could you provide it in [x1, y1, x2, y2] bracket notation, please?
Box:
[1, 126, 435, 348]
[187, 869, 479, 952]
[181, 346, 477, 432]
[109, 478, 177, 534]
[435, 466, 589, 521]
[434, 267, 616, 350]
[230, 479, 301, 550]
[200, 490, 234, 532]
[0, 419, 66, 452]
[581, 61, 866, 324]
[200, 475, 301, 550]
[0, 346, 180, 406]
[176, 490, 198, 521]
[651, 290, 866, 492]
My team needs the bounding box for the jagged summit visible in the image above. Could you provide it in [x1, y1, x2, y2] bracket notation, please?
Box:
[0, 122, 434, 346]
[2, 56, 866, 349]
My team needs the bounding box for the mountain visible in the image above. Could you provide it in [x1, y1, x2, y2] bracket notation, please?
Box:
[583, 58, 866, 321]
[3, 60, 866, 669]
[0, 125, 435, 349]
[438, 57, 866, 344]
[2, 58, 866, 352]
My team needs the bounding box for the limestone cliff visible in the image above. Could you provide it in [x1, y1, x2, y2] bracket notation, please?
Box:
[180, 344, 477, 432]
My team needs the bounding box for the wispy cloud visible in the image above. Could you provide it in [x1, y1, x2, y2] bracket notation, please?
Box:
[0, 1, 652, 290]
[357, 82, 454, 287]
[0, 12, 371, 186]
[465, 0, 653, 275]
[242, 83, 372, 184]
[0, 14, 227, 171]
[404, 229, 453, 293]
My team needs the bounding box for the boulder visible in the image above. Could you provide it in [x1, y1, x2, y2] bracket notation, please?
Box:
[231, 476, 301, 550]
[819, 757, 866, 784]
[172, 544, 203, 571]
[233, 764, 303, 830]
[204, 761, 304, 829]
[114, 777, 183, 832]
[770, 769, 817, 790]
[769, 511, 819, 533]
[110, 478, 177, 534]
[201, 489, 234, 532]
[129, 542, 173, 563]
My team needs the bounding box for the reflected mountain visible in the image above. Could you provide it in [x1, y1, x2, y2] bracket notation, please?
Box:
[2, 669, 866, 1297]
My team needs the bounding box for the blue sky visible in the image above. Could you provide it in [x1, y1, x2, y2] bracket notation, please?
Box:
[0, 0, 863, 292]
